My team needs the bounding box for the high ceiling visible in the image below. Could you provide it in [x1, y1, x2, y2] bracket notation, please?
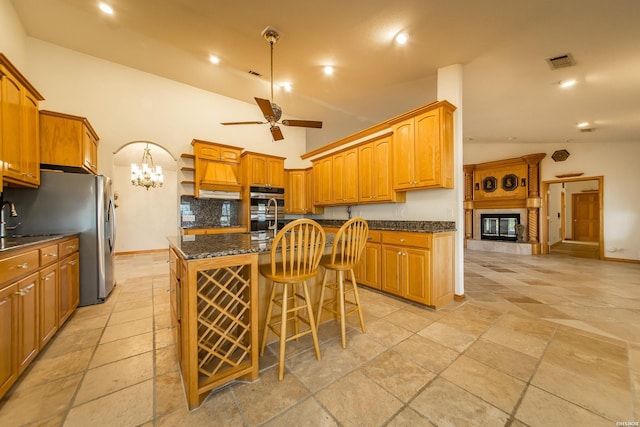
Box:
[11, 0, 640, 149]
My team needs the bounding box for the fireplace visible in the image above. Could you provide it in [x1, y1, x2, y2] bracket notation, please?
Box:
[480, 213, 520, 241]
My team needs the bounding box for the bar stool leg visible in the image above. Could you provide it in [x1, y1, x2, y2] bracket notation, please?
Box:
[316, 269, 329, 329]
[278, 283, 288, 381]
[292, 283, 300, 340]
[302, 280, 322, 361]
[349, 268, 366, 333]
[260, 281, 277, 356]
[338, 270, 347, 348]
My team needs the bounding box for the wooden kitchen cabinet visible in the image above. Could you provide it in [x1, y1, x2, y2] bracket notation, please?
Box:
[39, 110, 100, 174]
[353, 230, 381, 290]
[391, 101, 455, 191]
[39, 263, 58, 349]
[313, 157, 333, 206]
[58, 239, 80, 325]
[169, 249, 183, 364]
[381, 231, 454, 308]
[17, 272, 39, 373]
[285, 169, 306, 214]
[0, 235, 80, 400]
[192, 140, 243, 197]
[0, 282, 17, 397]
[304, 168, 323, 214]
[358, 135, 404, 203]
[241, 151, 285, 188]
[331, 147, 359, 205]
[0, 54, 44, 188]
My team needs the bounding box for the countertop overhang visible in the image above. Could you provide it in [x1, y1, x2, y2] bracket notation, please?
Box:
[0, 234, 74, 252]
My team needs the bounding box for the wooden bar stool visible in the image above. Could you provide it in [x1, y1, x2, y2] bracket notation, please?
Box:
[259, 219, 326, 380]
[316, 217, 368, 348]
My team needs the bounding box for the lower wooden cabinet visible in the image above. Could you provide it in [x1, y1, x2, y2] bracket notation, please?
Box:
[0, 283, 17, 397]
[39, 264, 58, 349]
[354, 231, 381, 290]
[0, 235, 80, 399]
[17, 273, 39, 374]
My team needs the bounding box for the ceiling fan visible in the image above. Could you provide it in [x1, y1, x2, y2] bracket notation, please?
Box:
[221, 28, 323, 141]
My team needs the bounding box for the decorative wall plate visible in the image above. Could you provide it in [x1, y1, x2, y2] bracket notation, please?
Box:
[482, 176, 497, 192]
[501, 174, 518, 191]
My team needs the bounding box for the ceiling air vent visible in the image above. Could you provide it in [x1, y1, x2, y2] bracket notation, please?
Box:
[579, 127, 595, 133]
[546, 53, 575, 70]
[248, 70, 262, 77]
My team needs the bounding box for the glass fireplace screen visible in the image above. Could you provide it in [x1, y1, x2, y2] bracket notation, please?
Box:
[480, 214, 520, 241]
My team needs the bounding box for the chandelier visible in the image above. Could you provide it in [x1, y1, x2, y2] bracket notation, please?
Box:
[131, 144, 164, 190]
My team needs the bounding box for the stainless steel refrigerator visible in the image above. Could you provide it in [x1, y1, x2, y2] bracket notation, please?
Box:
[4, 171, 116, 306]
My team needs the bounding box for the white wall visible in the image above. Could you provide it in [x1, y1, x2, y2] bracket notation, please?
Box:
[548, 183, 562, 244]
[464, 141, 640, 261]
[0, 0, 26, 67]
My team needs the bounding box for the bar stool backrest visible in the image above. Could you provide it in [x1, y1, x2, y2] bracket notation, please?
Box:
[330, 217, 369, 267]
[268, 219, 326, 280]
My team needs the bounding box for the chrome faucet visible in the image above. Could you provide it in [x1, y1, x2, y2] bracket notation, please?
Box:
[1, 201, 18, 238]
[266, 197, 278, 237]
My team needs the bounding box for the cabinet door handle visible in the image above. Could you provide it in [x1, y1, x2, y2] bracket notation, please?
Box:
[15, 263, 29, 269]
[400, 238, 405, 242]
[67, 245, 77, 250]
[44, 253, 57, 257]
[70, 261, 78, 266]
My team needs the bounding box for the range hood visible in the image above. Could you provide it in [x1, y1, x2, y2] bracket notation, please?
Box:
[197, 162, 242, 199]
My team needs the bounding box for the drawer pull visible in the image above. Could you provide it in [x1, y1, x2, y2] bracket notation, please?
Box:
[66, 245, 77, 250]
[400, 238, 405, 242]
[44, 253, 57, 257]
[70, 261, 78, 266]
[15, 263, 29, 269]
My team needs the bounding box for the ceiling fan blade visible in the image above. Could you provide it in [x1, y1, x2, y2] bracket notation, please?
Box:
[270, 126, 284, 141]
[281, 119, 323, 129]
[220, 121, 265, 125]
[255, 97, 275, 118]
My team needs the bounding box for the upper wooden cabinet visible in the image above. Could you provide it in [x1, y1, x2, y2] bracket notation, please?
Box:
[192, 140, 242, 196]
[241, 151, 285, 188]
[358, 135, 405, 204]
[284, 168, 324, 215]
[39, 110, 100, 174]
[391, 101, 455, 191]
[312, 156, 333, 206]
[332, 147, 359, 205]
[0, 54, 44, 188]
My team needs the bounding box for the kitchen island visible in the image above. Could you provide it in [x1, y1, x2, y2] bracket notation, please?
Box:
[167, 220, 455, 409]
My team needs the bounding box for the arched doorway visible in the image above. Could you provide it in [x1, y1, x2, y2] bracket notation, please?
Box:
[112, 142, 178, 253]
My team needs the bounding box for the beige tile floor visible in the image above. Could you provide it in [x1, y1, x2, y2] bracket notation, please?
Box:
[1, 249, 639, 426]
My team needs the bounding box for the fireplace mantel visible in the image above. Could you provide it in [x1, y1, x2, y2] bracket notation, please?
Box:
[464, 153, 546, 254]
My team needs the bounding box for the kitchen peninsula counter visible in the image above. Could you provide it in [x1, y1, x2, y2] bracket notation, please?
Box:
[167, 232, 333, 409]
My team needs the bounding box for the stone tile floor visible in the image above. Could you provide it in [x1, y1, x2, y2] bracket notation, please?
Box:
[0, 250, 638, 426]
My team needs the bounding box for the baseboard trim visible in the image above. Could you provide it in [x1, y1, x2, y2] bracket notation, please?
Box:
[115, 248, 169, 256]
[603, 256, 640, 264]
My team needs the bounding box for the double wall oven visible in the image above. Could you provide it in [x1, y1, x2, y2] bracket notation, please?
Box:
[249, 186, 285, 233]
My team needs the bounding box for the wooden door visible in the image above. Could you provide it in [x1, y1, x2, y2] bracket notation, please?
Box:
[2, 73, 23, 182]
[373, 138, 393, 200]
[572, 192, 599, 242]
[83, 127, 98, 173]
[314, 157, 333, 205]
[59, 257, 73, 324]
[288, 170, 306, 213]
[381, 246, 403, 296]
[343, 148, 359, 204]
[414, 108, 440, 188]
[404, 248, 429, 305]
[392, 119, 415, 189]
[22, 91, 40, 186]
[358, 142, 374, 201]
[266, 158, 284, 187]
[332, 152, 345, 203]
[39, 264, 58, 349]
[17, 273, 39, 373]
[248, 155, 267, 185]
[0, 283, 17, 397]
[358, 243, 381, 289]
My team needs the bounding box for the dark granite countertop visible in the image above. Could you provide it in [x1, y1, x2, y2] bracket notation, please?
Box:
[315, 219, 456, 233]
[168, 232, 334, 260]
[0, 234, 75, 252]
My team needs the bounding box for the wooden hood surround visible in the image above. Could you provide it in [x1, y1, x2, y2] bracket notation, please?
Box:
[463, 153, 546, 254]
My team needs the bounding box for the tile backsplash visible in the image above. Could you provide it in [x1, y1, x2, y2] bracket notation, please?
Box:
[180, 196, 239, 228]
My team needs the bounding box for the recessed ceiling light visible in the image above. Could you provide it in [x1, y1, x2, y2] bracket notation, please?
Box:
[279, 82, 292, 92]
[577, 122, 590, 128]
[98, 2, 114, 15]
[209, 55, 220, 64]
[395, 32, 408, 45]
[323, 66, 334, 76]
[507, 136, 517, 141]
[560, 79, 576, 88]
